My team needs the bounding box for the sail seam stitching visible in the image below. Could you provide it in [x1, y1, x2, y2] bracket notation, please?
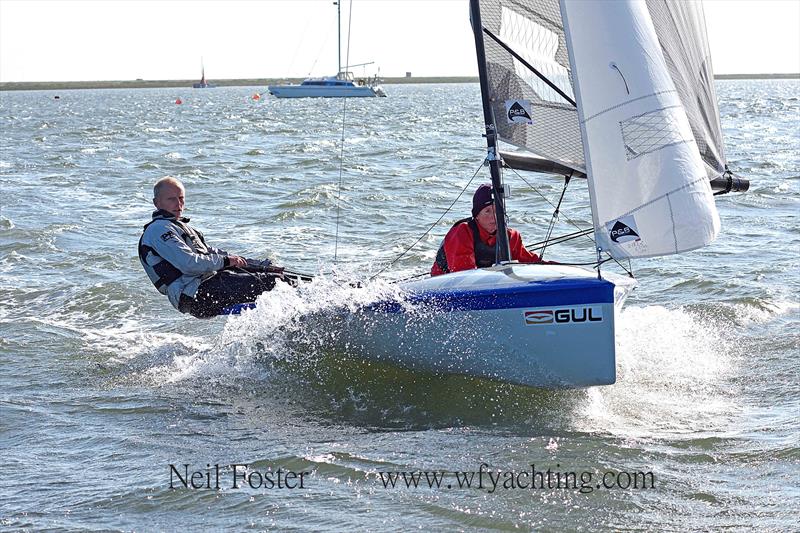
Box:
[610, 174, 708, 223]
[529, 101, 576, 111]
[667, 192, 678, 253]
[581, 90, 677, 124]
[622, 104, 682, 122]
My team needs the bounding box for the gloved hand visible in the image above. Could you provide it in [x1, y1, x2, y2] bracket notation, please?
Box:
[225, 255, 248, 268]
[246, 258, 273, 269]
[264, 265, 285, 280]
[246, 259, 285, 279]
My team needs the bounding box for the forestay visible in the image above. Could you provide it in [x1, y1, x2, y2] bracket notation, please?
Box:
[478, 0, 725, 259]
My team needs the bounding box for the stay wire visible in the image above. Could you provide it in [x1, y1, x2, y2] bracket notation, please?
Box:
[506, 165, 633, 276]
[505, 165, 594, 244]
[333, 101, 348, 263]
[333, 1, 355, 264]
[287, 16, 313, 78]
[527, 227, 594, 251]
[345, 0, 353, 73]
[307, 28, 333, 77]
[370, 159, 486, 281]
[539, 175, 570, 260]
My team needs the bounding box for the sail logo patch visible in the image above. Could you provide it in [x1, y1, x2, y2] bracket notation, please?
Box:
[505, 99, 532, 124]
[524, 307, 603, 325]
[607, 216, 641, 244]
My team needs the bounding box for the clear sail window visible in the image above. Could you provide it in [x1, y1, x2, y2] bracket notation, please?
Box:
[499, 6, 574, 104]
[621, 106, 693, 161]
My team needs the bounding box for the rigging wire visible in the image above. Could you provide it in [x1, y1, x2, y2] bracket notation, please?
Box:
[371, 159, 635, 281]
[333, 0, 355, 263]
[369, 159, 486, 280]
[345, 0, 353, 73]
[306, 28, 334, 77]
[505, 165, 634, 276]
[286, 16, 314, 78]
[526, 227, 594, 251]
[333, 103, 348, 263]
[538, 175, 571, 260]
[505, 165, 595, 244]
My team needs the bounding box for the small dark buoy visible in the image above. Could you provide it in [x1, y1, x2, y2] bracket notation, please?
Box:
[54, 95, 60, 99]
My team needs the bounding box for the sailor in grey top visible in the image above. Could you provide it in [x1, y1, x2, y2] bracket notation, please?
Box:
[138, 177, 283, 317]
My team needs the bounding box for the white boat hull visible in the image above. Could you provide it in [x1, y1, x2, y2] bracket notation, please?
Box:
[268, 85, 380, 98]
[335, 264, 634, 388]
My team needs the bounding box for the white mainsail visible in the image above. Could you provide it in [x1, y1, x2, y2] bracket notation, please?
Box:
[561, 0, 719, 258]
[478, 0, 724, 260]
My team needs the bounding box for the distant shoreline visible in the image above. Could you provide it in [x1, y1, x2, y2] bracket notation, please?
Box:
[1, 73, 797, 91]
[0, 76, 477, 91]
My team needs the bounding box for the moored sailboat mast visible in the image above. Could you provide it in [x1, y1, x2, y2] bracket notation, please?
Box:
[336, 0, 342, 76]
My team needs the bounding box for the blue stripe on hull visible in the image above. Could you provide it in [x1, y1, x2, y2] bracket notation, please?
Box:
[220, 302, 256, 315]
[221, 278, 615, 316]
[371, 278, 615, 313]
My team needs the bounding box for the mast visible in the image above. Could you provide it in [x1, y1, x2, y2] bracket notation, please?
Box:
[469, 0, 511, 263]
[336, 1, 342, 76]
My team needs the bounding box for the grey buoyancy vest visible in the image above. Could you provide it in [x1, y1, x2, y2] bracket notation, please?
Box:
[138, 211, 211, 290]
[434, 218, 496, 274]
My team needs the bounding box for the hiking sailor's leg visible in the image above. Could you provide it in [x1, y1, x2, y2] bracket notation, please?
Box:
[186, 270, 277, 317]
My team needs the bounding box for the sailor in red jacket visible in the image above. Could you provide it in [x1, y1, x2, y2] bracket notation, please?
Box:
[431, 184, 542, 276]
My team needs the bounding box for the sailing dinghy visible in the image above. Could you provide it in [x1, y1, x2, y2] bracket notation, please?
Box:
[231, 0, 749, 388]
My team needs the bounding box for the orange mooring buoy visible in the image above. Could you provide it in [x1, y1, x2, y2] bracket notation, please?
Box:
[175, 98, 182, 105]
[252, 93, 261, 100]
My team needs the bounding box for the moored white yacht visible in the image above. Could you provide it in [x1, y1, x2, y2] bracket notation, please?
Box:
[267, 1, 385, 99]
[269, 71, 385, 98]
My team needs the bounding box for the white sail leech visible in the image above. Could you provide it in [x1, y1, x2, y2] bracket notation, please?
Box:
[645, 0, 726, 180]
[560, 0, 720, 259]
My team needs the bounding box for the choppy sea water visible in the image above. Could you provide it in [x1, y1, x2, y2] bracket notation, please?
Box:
[0, 81, 797, 531]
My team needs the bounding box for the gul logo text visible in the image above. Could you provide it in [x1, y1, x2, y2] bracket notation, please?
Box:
[524, 307, 603, 325]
